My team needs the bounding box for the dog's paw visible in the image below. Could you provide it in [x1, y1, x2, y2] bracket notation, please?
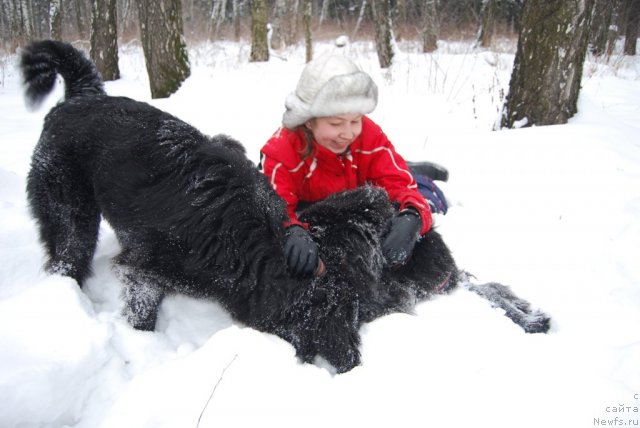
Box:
[521, 310, 551, 334]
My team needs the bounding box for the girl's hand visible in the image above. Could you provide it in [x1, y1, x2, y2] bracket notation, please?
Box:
[284, 225, 320, 277]
[381, 209, 422, 267]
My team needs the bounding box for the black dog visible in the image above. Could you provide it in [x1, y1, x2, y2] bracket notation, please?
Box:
[21, 40, 549, 373]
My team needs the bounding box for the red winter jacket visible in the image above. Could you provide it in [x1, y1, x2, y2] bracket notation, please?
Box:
[260, 116, 432, 234]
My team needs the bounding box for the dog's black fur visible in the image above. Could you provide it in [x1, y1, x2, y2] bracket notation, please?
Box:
[21, 40, 549, 373]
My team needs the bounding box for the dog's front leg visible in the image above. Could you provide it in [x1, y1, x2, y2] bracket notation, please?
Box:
[298, 279, 362, 373]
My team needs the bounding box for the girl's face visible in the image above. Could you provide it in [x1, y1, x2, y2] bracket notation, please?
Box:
[306, 114, 363, 154]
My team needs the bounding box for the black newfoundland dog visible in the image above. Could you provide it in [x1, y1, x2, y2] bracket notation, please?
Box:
[21, 40, 549, 373]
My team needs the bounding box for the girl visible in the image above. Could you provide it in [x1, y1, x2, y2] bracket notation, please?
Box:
[260, 53, 447, 277]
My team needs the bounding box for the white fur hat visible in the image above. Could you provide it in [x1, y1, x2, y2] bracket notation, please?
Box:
[282, 53, 378, 129]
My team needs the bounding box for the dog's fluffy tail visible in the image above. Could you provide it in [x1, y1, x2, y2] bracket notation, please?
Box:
[19, 40, 105, 109]
[459, 271, 551, 334]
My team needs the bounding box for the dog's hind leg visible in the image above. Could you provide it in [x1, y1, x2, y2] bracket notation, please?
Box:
[459, 272, 551, 334]
[27, 156, 100, 287]
[113, 260, 166, 331]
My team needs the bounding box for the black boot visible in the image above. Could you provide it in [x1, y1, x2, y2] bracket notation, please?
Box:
[406, 161, 449, 182]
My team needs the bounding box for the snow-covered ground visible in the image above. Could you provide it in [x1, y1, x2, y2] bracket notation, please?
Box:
[1, 39, 639, 428]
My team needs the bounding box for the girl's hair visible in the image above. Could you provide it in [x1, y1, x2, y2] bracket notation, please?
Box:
[298, 123, 316, 159]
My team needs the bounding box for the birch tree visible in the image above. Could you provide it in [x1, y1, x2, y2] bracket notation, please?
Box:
[250, 0, 269, 62]
[623, 0, 639, 55]
[352, 0, 367, 39]
[370, 0, 394, 68]
[500, 0, 594, 128]
[50, 0, 62, 40]
[303, 0, 312, 62]
[422, 0, 438, 53]
[589, 0, 613, 56]
[232, 0, 242, 39]
[136, 0, 190, 98]
[90, 0, 119, 81]
[271, 0, 288, 49]
[478, 0, 497, 48]
[208, 0, 227, 38]
[10, 0, 35, 48]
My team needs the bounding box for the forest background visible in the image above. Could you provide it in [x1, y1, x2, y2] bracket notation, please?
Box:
[2, 0, 639, 127]
[1, 0, 638, 61]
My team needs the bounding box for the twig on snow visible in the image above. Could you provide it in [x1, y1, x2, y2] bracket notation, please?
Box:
[196, 353, 239, 428]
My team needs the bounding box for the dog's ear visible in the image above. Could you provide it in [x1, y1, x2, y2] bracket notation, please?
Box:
[210, 134, 246, 155]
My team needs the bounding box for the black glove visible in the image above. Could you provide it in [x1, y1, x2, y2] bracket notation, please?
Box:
[284, 225, 319, 277]
[381, 209, 422, 267]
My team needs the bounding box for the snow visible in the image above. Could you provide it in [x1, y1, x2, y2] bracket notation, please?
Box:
[1, 39, 639, 427]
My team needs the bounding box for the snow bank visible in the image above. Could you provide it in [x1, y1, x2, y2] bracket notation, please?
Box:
[0, 40, 638, 428]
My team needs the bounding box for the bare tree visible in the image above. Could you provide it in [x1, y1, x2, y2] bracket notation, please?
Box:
[501, 0, 594, 128]
[90, 0, 119, 81]
[136, 0, 190, 98]
[118, 0, 137, 39]
[422, 0, 438, 53]
[8, 0, 35, 49]
[303, 0, 312, 62]
[623, 0, 639, 55]
[271, 0, 288, 49]
[352, 0, 367, 39]
[589, 0, 613, 56]
[370, 0, 394, 68]
[605, 0, 624, 56]
[319, 0, 329, 26]
[250, 0, 269, 62]
[71, 0, 90, 39]
[50, 0, 62, 40]
[478, 0, 496, 48]
[232, 0, 242, 39]
[208, 0, 228, 38]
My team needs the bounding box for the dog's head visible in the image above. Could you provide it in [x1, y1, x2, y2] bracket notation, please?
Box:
[299, 186, 392, 276]
[299, 185, 393, 233]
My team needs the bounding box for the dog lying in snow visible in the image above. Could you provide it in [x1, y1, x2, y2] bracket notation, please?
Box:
[21, 40, 550, 373]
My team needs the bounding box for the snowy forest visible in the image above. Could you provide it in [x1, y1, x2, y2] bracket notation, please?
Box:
[4, 0, 524, 47]
[1, 0, 640, 427]
[2, 0, 639, 56]
[3, 0, 639, 121]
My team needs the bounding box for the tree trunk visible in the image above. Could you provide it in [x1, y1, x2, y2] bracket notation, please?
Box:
[21, 0, 34, 39]
[136, 0, 190, 98]
[250, 0, 269, 62]
[422, 0, 438, 53]
[370, 0, 394, 68]
[73, 0, 88, 39]
[304, 0, 312, 63]
[271, 0, 287, 50]
[232, 0, 241, 39]
[11, 0, 35, 48]
[287, 0, 299, 46]
[319, 0, 328, 26]
[589, 0, 612, 56]
[0, 0, 8, 44]
[208, 0, 227, 39]
[501, 0, 594, 129]
[90, 0, 120, 81]
[50, 0, 62, 40]
[623, 0, 639, 55]
[271, 0, 299, 48]
[352, 0, 367, 39]
[478, 0, 496, 48]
